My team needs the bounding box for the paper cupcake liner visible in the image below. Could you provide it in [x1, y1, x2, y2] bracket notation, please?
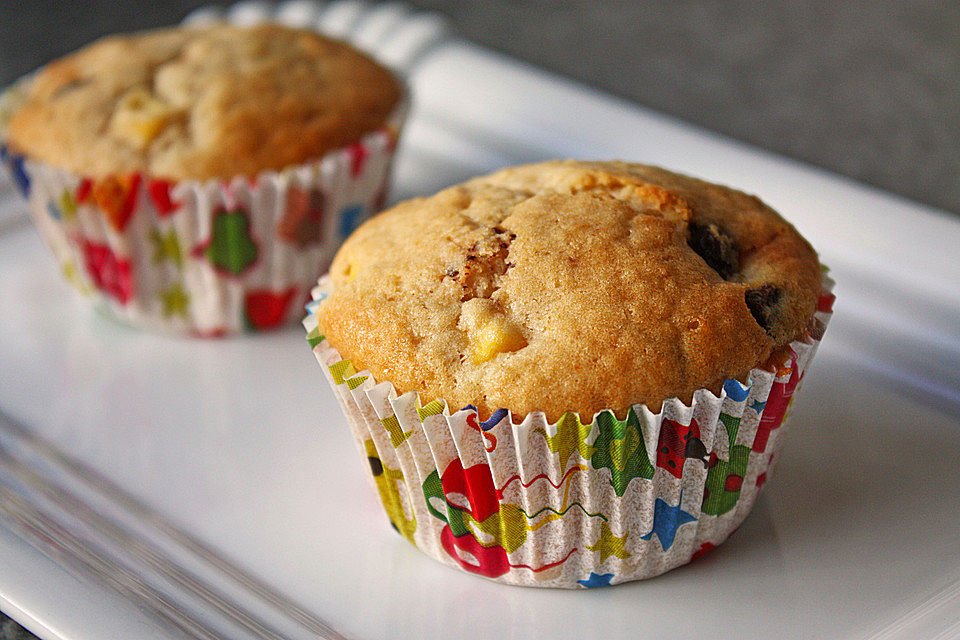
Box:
[0, 69, 407, 337]
[303, 274, 835, 588]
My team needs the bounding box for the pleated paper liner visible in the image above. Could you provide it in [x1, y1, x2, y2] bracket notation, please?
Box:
[304, 274, 834, 588]
[0, 58, 408, 336]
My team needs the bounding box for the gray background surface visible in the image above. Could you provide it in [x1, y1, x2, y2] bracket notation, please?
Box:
[1, 0, 958, 215]
[0, 0, 956, 638]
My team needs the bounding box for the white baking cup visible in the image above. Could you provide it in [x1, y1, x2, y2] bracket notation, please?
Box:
[304, 274, 835, 587]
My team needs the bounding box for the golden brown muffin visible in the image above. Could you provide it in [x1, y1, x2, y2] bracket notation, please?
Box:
[317, 160, 822, 422]
[5, 23, 402, 181]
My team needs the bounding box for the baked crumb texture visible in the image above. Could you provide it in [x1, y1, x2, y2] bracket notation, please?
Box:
[6, 23, 401, 181]
[318, 160, 822, 422]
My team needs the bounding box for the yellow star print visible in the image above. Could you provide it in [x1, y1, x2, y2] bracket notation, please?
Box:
[160, 284, 189, 318]
[150, 229, 182, 267]
[535, 412, 594, 468]
[587, 521, 631, 563]
[58, 190, 78, 221]
[381, 415, 414, 447]
[62, 262, 92, 295]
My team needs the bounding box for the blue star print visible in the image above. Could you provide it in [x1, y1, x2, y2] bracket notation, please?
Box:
[0, 146, 30, 197]
[723, 379, 750, 401]
[338, 204, 365, 237]
[577, 572, 615, 588]
[640, 490, 697, 551]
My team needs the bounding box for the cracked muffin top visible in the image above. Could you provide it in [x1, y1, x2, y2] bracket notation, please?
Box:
[5, 23, 402, 181]
[318, 160, 822, 422]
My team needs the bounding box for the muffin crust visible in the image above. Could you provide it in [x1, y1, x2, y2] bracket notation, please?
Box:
[318, 161, 822, 422]
[5, 24, 401, 181]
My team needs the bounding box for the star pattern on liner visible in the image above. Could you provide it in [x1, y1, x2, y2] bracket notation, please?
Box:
[749, 399, 766, 414]
[47, 201, 62, 220]
[536, 413, 594, 469]
[590, 409, 655, 496]
[91, 174, 141, 232]
[691, 541, 716, 561]
[586, 521, 632, 563]
[640, 489, 697, 551]
[337, 203, 366, 238]
[151, 229, 183, 267]
[381, 415, 414, 447]
[58, 190, 78, 221]
[723, 379, 750, 401]
[62, 262, 91, 295]
[5, 152, 30, 196]
[199, 207, 258, 275]
[577, 572, 615, 588]
[160, 284, 189, 318]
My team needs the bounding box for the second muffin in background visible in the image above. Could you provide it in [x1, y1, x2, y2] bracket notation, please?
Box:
[2, 22, 405, 335]
[305, 160, 834, 587]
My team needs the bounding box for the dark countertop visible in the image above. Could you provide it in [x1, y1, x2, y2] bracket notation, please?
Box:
[0, 1, 956, 638]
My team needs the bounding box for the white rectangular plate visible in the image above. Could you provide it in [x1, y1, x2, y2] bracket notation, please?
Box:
[1, 7, 959, 640]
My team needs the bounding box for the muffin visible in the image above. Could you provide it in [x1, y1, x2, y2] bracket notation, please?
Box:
[1, 22, 405, 334]
[304, 160, 834, 587]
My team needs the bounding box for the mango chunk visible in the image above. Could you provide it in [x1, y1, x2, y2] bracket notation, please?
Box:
[343, 262, 358, 282]
[470, 316, 527, 364]
[111, 89, 181, 149]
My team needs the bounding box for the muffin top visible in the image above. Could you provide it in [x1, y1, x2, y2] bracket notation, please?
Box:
[4, 23, 402, 181]
[317, 160, 822, 422]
